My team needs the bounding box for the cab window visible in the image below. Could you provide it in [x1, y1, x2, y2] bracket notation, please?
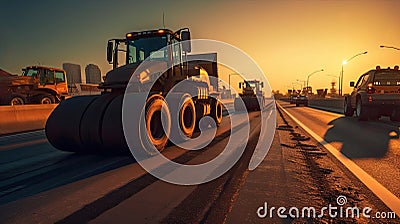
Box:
[39, 69, 55, 85]
[55, 71, 65, 83]
[171, 38, 182, 66]
[127, 36, 168, 64]
[23, 69, 38, 77]
[46, 70, 55, 84]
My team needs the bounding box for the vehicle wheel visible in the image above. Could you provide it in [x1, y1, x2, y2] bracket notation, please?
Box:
[356, 98, 368, 121]
[390, 108, 400, 122]
[145, 95, 170, 152]
[10, 95, 26, 105]
[36, 94, 55, 104]
[344, 98, 354, 117]
[167, 93, 196, 143]
[102, 95, 129, 153]
[210, 98, 223, 127]
[45, 96, 99, 152]
[234, 97, 246, 112]
[249, 98, 260, 111]
[80, 94, 118, 151]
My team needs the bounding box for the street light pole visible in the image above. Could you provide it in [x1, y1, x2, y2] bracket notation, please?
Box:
[340, 64, 343, 96]
[380, 45, 400, 51]
[339, 51, 368, 96]
[306, 69, 324, 95]
[228, 73, 240, 98]
[296, 79, 306, 94]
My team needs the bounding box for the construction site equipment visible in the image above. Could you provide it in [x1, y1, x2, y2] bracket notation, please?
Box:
[45, 28, 222, 153]
[0, 66, 68, 105]
[234, 80, 264, 111]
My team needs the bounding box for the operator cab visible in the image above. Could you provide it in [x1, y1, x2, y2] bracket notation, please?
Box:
[102, 28, 193, 92]
[22, 66, 66, 87]
[107, 29, 191, 69]
[239, 80, 264, 95]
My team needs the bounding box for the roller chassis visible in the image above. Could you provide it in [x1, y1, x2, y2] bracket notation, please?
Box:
[234, 80, 265, 112]
[45, 28, 222, 154]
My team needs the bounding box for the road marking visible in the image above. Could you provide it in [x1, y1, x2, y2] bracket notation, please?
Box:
[277, 103, 400, 216]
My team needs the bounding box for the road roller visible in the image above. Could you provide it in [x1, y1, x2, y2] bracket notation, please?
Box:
[45, 28, 222, 154]
[234, 80, 264, 111]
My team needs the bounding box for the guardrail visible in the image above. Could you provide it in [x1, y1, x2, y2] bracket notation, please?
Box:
[0, 105, 57, 135]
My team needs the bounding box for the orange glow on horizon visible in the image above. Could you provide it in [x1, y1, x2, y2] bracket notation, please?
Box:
[1, 1, 399, 95]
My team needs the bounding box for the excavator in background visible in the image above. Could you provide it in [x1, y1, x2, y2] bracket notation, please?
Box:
[234, 79, 264, 111]
[45, 28, 223, 154]
[0, 66, 68, 105]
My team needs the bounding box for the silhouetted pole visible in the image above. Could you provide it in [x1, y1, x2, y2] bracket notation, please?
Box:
[306, 69, 324, 95]
[340, 51, 368, 96]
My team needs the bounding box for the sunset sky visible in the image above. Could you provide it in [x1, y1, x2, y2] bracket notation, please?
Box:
[1, 0, 399, 94]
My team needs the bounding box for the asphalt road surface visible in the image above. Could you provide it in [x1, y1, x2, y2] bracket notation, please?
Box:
[278, 100, 400, 199]
[0, 101, 398, 223]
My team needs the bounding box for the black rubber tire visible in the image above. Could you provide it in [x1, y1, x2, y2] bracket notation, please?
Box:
[9, 95, 26, 105]
[45, 96, 99, 152]
[36, 94, 55, 104]
[234, 97, 246, 112]
[344, 98, 354, 117]
[356, 98, 368, 121]
[210, 98, 223, 127]
[246, 97, 260, 111]
[144, 95, 170, 152]
[167, 93, 196, 143]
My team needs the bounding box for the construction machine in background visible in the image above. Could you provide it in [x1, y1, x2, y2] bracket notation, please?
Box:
[45, 28, 223, 154]
[0, 66, 68, 105]
[234, 79, 264, 111]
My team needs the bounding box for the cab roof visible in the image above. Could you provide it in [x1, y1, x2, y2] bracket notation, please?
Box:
[24, 66, 65, 72]
[126, 29, 180, 40]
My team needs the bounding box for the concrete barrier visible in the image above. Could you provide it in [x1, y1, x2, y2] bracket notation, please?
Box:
[308, 98, 344, 114]
[0, 100, 232, 136]
[0, 104, 56, 135]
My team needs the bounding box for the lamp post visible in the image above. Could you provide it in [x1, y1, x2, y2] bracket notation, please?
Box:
[228, 73, 240, 98]
[380, 45, 400, 51]
[291, 82, 301, 94]
[306, 69, 324, 95]
[339, 51, 368, 96]
[296, 79, 306, 94]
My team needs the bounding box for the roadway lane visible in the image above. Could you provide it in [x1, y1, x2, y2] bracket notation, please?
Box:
[0, 102, 267, 223]
[278, 101, 400, 199]
[0, 101, 236, 205]
[0, 130, 134, 205]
